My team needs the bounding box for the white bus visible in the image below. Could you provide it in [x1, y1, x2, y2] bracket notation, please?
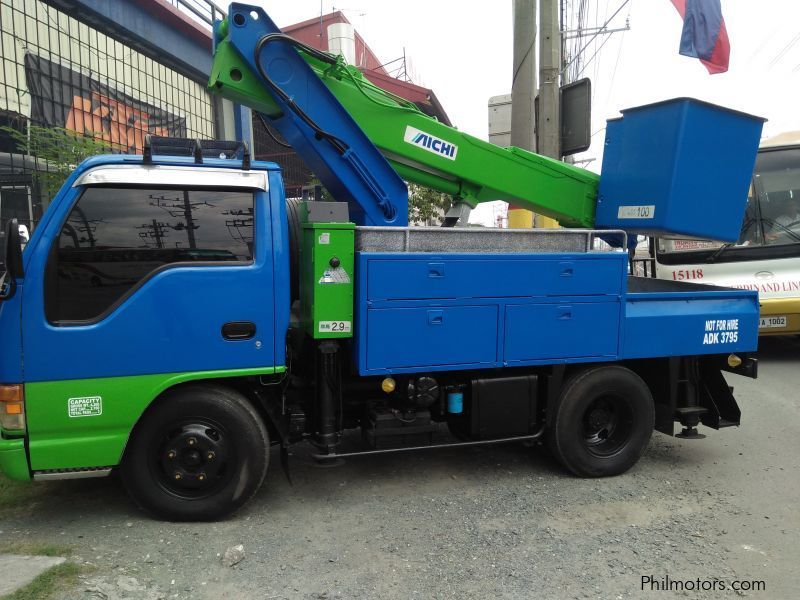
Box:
[652, 132, 800, 336]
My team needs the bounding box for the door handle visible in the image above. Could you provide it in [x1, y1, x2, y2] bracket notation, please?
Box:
[222, 321, 256, 340]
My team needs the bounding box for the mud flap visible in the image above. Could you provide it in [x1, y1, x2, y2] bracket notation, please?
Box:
[698, 361, 741, 429]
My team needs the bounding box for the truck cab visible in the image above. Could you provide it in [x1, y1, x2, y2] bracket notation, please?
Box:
[0, 153, 291, 512]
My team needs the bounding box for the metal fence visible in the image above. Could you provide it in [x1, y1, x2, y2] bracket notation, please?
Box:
[164, 0, 226, 30]
[252, 114, 313, 198]
[0, 0, 218, 233]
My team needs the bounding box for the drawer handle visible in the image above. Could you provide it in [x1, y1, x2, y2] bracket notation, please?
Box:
[428, 310, 444, 325]
[559, 261, 574, 278]
[557, 307, 572, 320]
[428, 263, 445, 278]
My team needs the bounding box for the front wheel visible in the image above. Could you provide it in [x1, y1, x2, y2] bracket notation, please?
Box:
[120, 384, 269, 521]
[547, 365, 654, 477]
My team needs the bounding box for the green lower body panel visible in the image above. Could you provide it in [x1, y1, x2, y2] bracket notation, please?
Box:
[0, 437, 30, 481]
[24, 367, 283, 471]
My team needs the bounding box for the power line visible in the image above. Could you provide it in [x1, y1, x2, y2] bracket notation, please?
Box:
[769, 32, 800, 68]
[561, 0, 631, 75]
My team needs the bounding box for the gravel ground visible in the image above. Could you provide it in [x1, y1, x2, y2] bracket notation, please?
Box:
[1, 336, 798, 599]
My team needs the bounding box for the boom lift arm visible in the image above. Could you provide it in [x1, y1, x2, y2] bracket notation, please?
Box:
[209, 4, 599, 227]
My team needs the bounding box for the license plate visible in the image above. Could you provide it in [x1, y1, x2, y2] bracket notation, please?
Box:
[759, 316, 787, 329]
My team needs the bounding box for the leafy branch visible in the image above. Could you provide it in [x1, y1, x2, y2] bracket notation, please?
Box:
[408, 182, 452, 225]
[0, 125, 115, 199]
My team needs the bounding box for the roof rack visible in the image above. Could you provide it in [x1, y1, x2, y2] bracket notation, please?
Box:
[142, 135, 251, 170]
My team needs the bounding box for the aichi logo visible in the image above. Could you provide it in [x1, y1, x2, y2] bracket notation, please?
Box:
[404, 126, 458, 160]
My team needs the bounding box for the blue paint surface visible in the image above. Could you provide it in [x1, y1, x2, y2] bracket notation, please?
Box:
[596, 98, 764, 242]
[355, 251, 759, 376]
[15, 155, 289, 383]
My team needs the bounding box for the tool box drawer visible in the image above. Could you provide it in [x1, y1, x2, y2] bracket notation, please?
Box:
[504, 302, 620, 361]
[365, 305, 498, 370]
[365, 256, 623, 301]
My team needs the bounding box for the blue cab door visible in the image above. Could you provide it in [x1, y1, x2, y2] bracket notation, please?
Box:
[21, 164, 280, 386]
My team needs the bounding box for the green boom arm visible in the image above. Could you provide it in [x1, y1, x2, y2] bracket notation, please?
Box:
[211, 35, 599, 228]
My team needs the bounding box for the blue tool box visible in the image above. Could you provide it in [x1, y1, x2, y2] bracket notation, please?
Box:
[353, 238, 759, 376]
[595, 98, 765, 242]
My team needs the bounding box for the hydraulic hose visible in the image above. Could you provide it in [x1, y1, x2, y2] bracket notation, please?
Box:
[253, 34, 350, 156]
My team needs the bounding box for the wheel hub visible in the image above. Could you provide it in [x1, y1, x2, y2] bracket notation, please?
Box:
[581, 394, 634, 457]
[587, 407, 610, 430]
[158, 423, 228, 492]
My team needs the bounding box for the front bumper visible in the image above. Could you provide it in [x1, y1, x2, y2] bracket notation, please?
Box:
[0, 436, 30, 481]
[759, 298, 800, 336]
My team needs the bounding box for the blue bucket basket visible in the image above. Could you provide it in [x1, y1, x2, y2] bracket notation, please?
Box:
[595, 98, 765, 242]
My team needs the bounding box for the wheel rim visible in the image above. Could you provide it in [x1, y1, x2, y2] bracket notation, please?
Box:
[580, 394, 635, 457]
[150, 418, 235, 500]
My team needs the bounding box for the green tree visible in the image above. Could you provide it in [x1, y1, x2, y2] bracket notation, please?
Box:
[408, 182, 452, 225]
[0, 125, 114, 200]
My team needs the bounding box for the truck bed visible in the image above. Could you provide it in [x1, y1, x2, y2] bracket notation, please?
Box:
[623, 276, 759, 359]
[352, 228, 759, 375]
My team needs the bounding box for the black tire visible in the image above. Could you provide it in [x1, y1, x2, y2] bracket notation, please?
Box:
[547, 365, 654, 477]
[121, 384, 269, 521]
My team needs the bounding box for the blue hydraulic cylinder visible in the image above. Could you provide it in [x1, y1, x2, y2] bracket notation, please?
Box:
[217, 4, 408, 226]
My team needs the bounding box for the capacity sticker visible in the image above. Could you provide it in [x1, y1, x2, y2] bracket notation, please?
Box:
[68, 396, 103, 418]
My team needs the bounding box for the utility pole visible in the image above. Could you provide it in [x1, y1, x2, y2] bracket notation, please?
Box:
[508, 0, 537, 229]
[537, 0, 561, 228]
[182, 191, 197, 249]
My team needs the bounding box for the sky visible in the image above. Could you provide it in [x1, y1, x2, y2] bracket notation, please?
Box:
[251, 0, 800, 222]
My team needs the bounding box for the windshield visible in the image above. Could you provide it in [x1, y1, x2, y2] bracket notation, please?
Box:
[658, 146, 800, 256]
[755, 147, 800, 244]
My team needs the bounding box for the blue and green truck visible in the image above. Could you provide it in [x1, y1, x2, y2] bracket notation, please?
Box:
[0, 4, 764, 520]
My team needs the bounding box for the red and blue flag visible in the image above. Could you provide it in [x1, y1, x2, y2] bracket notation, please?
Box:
[669, 0, 730, 74]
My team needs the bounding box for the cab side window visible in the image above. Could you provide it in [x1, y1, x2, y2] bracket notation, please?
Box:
[46, 187, 254, 323]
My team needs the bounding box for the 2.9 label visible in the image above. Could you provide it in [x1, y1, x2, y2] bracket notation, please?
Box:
[319, 320, 351, 333]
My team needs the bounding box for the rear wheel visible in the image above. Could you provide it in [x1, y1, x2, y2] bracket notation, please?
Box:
[121, 384, 269, 521]
[547, 365, 654, 477]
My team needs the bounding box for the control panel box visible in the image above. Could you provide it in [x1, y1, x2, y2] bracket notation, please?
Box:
[300, 221, 355, 339]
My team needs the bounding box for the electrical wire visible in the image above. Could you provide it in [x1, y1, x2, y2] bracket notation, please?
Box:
[562, 0, 630, 75]
[255, 111, 291, 149]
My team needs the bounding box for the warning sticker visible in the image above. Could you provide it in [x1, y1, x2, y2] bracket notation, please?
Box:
[68, 396, 103, 418]
[319, 267, 351, 284]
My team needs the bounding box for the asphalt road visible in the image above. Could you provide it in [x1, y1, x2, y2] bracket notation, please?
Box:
[1, 336, 798, 599]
